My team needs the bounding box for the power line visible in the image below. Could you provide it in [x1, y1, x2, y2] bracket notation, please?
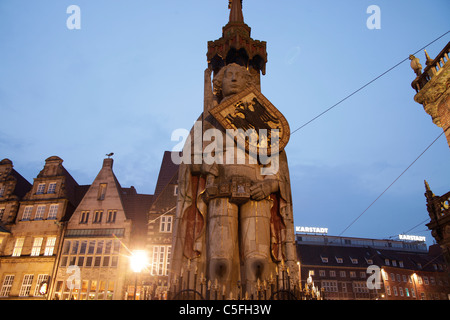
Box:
[291, 30, 450, 135]
[337, 130, 445, 237]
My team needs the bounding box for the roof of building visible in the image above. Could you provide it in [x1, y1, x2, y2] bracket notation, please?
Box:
[297, 242, 447, 273]
[153, 151, 179, 197]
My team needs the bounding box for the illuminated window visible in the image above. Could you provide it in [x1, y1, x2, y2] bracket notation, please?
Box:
[31, 237, 43, 256]
[12, 238, 25, 256]
[0, 275, 14, 297]
[320, 256, 328, 263]
[19, 275, 34, 297]
[44, 237, 57, 256]
[151, 245, 171, 276]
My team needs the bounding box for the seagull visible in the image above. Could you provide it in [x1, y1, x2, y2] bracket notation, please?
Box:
[106, 152, 114, 158]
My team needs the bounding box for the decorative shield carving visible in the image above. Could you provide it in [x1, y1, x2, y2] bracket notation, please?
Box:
[210, 85, 290, 154]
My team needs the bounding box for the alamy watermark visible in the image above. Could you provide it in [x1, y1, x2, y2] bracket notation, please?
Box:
[366, 265, 383, 290]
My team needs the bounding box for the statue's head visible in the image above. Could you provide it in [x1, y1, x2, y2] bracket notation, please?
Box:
[213, 63, 256, 102]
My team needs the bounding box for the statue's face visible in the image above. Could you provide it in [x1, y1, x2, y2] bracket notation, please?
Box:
[222, 65, 248, 98]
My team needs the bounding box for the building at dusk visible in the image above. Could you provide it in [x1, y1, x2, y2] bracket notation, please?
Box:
[296, 233, 449, 300]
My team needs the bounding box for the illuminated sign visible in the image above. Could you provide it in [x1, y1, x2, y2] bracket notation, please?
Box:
[399, 234, 426, 242]
[296, 226, 328, 234]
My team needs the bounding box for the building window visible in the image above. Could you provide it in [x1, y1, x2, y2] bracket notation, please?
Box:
[340, 271, 346, 278]
[174, 185, 178, 196]
[98, 184, 107, 200]
[399, 261, 404, 268]
[423, 276, 429, 285]
[0, 185, 5, 197]
[160, 216, 173, 233]
[33, 274, 49, 297]
[350, 257, 358, 264]
[350, 271, 356, 278]
[319, 270, 325, 277]
[396, 274, 401, 282]
[366, 258, 373, 265]
[0, 207, 5, 220]
[392, 260, 397, 267]
[47, 182, 57, 194]
[411, 288, 416, 298]
[384, 259, 390, 266]
[390, 273, 395, 282]
[0, 275, 15, 297]
[386, 285, 391, 296]
[353, 282, 369, 293]
[335, 257, 343, 263]
[393, 286, 398, 296]
[19, 275, 34, 297]
[80, 211, 90, 224]
[320, 256, 328, 263]
[36, 183, 46, 195]
[31, 237, 43, 256]
[44, 237, 57, 256]
[329, 270, 336, 277]
[151, 246, 171, 276]
[93, 211, 103, 224]
[22, 206, 33, 221]
[399, 287, 404, 296]
[48, 204, 58, 220]
[322, 280, 338, 292]
[35, 205, 46, 220]
[417, 276, 423, 285]
[12, 237, 25, 257]
[360, 272, 366, 278]
[107, 210, 117, 223]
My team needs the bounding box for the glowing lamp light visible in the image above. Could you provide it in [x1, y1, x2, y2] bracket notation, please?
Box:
[130, 250, 149, 273]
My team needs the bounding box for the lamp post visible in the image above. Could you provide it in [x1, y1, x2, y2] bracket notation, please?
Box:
[130, 250, 149, 300]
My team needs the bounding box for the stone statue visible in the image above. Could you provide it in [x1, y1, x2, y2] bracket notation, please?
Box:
[171, 63, 297, 296]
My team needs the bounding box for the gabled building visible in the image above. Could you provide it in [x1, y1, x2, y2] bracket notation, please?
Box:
[0, 156, 85, 299]
[0, 159, 32, 247]
[146, 151, 179, 299]
[49, 157, 153, 300]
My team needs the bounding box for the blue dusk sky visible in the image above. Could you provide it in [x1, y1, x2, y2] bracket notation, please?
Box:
[1, 0, 449, 246]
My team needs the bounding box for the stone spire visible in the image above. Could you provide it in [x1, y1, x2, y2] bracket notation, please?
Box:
[229, 0, 244, 23]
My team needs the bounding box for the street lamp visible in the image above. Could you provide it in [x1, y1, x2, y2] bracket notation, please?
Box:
[130, 250, 149, 300]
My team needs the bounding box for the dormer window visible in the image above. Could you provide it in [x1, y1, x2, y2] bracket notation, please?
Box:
[350, 257, 358, 264]
[336, 257, 343, 263]
[320, 256, 328, 263]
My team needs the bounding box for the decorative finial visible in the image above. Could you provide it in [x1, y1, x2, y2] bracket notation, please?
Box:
[424, 50, 433, 66]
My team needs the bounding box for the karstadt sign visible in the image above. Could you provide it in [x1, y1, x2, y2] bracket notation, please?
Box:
[295, 226, 328, 234]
